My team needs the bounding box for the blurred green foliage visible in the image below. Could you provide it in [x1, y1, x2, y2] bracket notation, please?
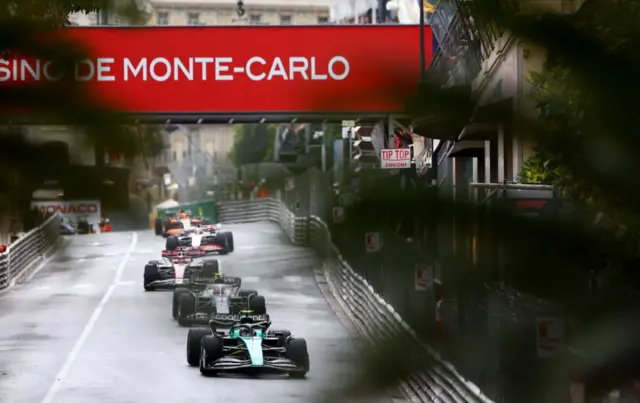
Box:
[229, 124, 276, 167]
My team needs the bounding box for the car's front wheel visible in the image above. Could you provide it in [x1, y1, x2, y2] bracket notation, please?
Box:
[177, 293, 196, 326]
[286, 338, 309, 378]
[200, 335, 224, 376]
[186, 328, 211, 366]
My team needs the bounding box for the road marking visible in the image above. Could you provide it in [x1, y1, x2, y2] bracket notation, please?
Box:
[41, 231, 138, 403]
[243, 276, 260, 283]
[283, 276, 302, 282]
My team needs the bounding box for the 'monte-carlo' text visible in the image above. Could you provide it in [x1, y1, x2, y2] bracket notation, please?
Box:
[0, 56, 350, 82]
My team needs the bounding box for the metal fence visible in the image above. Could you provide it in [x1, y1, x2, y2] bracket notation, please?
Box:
[0, 213, 62, 291]
[241, 166, 576, 403]
[216, 197, 494, 403]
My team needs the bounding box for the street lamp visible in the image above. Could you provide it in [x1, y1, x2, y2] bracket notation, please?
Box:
[386, 0, 426, 82]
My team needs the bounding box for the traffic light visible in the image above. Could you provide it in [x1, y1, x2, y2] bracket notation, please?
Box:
[237, 0, 245, 16]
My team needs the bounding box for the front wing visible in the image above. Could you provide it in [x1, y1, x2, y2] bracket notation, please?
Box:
[203, 356, 305, 373]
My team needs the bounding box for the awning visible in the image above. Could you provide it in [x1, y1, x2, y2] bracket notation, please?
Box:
[459, 97, 515, 140]
[413, 118, 466, 140]
[458, 122, 497, 140]
[448, 140, 485, 158]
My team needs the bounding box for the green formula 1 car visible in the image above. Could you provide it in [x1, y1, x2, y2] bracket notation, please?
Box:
[186, 312, 309, 378]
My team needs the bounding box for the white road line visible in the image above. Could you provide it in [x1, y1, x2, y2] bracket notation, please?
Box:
[242, 276, 260, 283]
[40, 231, 138, 403]
[283, 276, 302, 282]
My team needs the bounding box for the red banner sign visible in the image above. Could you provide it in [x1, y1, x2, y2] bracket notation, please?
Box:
[0, 25, 433, 115]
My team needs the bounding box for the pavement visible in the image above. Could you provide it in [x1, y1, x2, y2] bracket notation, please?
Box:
[0, 222, 407, 403]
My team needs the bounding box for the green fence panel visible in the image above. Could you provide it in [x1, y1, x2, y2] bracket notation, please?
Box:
[156, 200, 216, 223]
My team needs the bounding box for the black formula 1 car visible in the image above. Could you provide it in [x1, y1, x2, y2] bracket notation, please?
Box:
[205, 224, 235, 253]
[186, 315, 309, 378]
[173, 275, 266, 326]
[143, 253, 219, 291]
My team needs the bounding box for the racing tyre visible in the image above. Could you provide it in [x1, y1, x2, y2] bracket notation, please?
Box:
[154, 218, 164, 236]
[238, 289, 258, 299]
[173, 288, 190, 319]
[223, 232, 234, 252]
[202, 259, 219, 276]
[177, 293, 196, 326]
[178, 237, 192, 247]
[200, 335, 224, 376]
[166, 236, 179, 251]
[286, 338, 309, 378]
[143, 264, 157, 291]
[186, 328, 211, 366]
[249, 295, 267, 315]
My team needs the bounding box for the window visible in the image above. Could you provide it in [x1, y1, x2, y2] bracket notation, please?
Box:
[249, 14, 261, 24]
[172, 151, 177, 161]
[157, 11, 168, 25]
[279, 15, 292, 25]
[317, 16, 329, 24]
[188, 12, 199, 25]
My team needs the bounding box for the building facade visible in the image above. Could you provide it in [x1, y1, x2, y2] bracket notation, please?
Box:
[148, 0, 330, 26]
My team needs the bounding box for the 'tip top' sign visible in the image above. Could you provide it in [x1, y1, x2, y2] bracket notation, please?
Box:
[381, 148, 411, 169]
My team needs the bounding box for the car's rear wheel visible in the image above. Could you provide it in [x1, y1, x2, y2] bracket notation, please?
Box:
[202, 259, 219, 276]
[249, 295, 266, 315]
[166, 236, 179, 250]
[223, 232, 234, 252]
[177, 293, 196, 326]
[187, 328, 211, 366]
[200, 335, 224, 376]
[286, 338, 309, 378]
[173, 288, 190, 319]
[238, 289, 258, 298]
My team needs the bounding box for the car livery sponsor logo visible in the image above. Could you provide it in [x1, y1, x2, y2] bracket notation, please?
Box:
[191, 276, 217, 283]
[212, 314, 268, 322]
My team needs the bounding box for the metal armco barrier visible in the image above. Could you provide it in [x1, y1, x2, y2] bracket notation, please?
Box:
[217, 198, 494, 403]
[0, 213, 63, 291]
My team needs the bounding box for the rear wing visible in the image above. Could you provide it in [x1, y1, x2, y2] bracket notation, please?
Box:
[210, 313, 270, 327]
[216, 276, 241, 285]
[161, 247, 205, 258]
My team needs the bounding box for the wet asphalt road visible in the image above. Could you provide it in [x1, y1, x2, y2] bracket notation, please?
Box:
[0, 222, 404, 403]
